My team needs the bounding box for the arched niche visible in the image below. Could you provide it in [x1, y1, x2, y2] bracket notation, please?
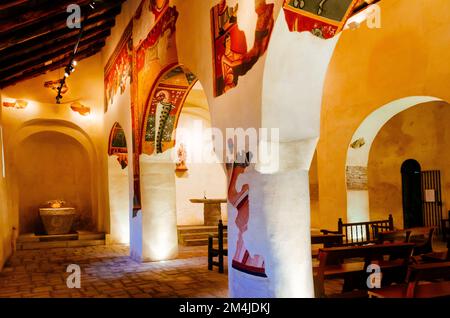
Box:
[7, 119, 102, 234]
[16, 131, 93, 234]
[107, 122, 131, 244]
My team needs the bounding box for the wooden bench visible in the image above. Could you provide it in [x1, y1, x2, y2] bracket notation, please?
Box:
[320, 215, 394, 246]
[368, 262, 450, 298]
[208, 220, 227, 273]
[314, 242, 415, 298]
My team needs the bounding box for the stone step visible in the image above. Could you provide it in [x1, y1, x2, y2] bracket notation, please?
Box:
[183, 237, 228, 247]
[17, 232, 105, 242]
[17, 239, 105, 250]
[179, 231, 228, 241]
[177, 225, 220, 234]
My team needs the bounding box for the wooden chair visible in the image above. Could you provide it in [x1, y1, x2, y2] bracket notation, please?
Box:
[377, 229, 411, 244]
[208, 220, 228, 273]
[320, 215, 394, 246]
[368, 262, 450, 298]
[409, 227, 435, 256]
[314, 243, 415, 298]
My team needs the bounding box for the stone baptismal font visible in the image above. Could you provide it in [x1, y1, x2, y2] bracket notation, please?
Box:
[39, 200, 76, 235]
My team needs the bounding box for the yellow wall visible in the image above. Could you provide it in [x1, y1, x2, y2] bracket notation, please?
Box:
[317, 0, 450, 229]
[368, 101, 450, 228]
[0, 93, 11, 271]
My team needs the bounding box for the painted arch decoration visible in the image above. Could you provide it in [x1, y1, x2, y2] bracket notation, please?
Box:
[104, 22, 133, 112]
[282, 0, 379, 39]
[211, 0, 275, 97]
[108, 122, 128, 169]
[141, 65, 197, 155]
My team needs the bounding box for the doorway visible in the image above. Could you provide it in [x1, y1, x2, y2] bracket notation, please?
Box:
[401, 159, 423, 229]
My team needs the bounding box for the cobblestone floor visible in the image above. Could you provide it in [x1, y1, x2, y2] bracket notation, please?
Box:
[0, 245, 228, 298]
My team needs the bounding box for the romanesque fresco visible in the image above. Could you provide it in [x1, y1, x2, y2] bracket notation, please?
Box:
[108, 122, 128, 169]
[282, 0, 359, 39]
[104, 22, 133, 112]
[211, 0, 274, 97]
[150, 0, 169, 19]
[130, 0, 179, 213]
[227, 151, 267, 278]
[141, 65, 197, 155]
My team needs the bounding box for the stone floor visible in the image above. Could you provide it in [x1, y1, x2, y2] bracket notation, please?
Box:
[0, 245, 228, 298]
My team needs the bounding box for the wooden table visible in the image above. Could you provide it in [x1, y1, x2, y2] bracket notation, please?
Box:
[190, 198, 227, 226]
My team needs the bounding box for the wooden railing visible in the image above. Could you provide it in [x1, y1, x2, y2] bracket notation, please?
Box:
[321, 215, 394, 246]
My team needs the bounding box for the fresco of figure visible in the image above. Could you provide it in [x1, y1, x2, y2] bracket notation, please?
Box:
[291, 0, 328, 15]
[154, 90, 175, 154]
[218, 0, 238, 35]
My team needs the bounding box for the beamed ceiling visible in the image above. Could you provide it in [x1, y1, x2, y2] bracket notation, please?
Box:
[0, 0, 125, 89]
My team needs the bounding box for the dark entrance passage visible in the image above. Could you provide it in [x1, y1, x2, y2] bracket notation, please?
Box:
[401, 159, 423, 228]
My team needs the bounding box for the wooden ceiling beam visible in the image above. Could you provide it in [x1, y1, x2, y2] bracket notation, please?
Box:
[0, 41, 105, 89]
[0, 32, 110, 79]
[0, 14, 115, 57]
[0, 1, 123, 51]
[0, 0, 92, 34]
[0, 20, 114, 65]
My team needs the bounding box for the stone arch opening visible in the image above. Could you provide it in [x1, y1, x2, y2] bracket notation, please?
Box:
[345, 97, 447, 225]
[134, 64, 227, 261]
[107, 122, 131, 244]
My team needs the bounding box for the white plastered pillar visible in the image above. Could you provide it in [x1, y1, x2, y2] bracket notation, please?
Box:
[228, 9, 340, 297]
[131, 151, 178, 262]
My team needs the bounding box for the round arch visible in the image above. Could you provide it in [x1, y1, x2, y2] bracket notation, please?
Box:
[345, 96, 443, 223]
[107, 121, 131, 244]
[140, 63, 198, 155]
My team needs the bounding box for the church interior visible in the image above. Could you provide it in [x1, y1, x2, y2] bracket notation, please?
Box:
[0, 0, 449, 299]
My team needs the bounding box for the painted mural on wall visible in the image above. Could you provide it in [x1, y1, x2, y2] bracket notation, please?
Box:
[108, 122, 128, 169]
[227, 151, 267, 278]
[141, 65, 197, 155]
[104, 22, 133, 113]
[150, 0, 169, 19]
[130, 0, 179, 213]
[211, 0, 274, 97]
[282, 0, 360, 39]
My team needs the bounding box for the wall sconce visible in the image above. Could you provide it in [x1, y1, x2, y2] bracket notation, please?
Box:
[350, 138, 366, 149]
[70, 102, 90, 116]
[2, 99, 28, 109]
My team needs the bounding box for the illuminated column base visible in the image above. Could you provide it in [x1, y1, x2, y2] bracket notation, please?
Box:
[132, 156, 178, 262]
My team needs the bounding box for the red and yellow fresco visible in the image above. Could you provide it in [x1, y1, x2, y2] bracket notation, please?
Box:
[108, 122, 128, 170]
[211, 0, 274, 97]
[282, 0, 360, 39]
[104, 23, 133, 112]
[130, 0, 179, 212]
[141, 65, 197, 155]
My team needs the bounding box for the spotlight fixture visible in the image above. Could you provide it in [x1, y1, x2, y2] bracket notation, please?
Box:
[55, 2, 97, 104]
